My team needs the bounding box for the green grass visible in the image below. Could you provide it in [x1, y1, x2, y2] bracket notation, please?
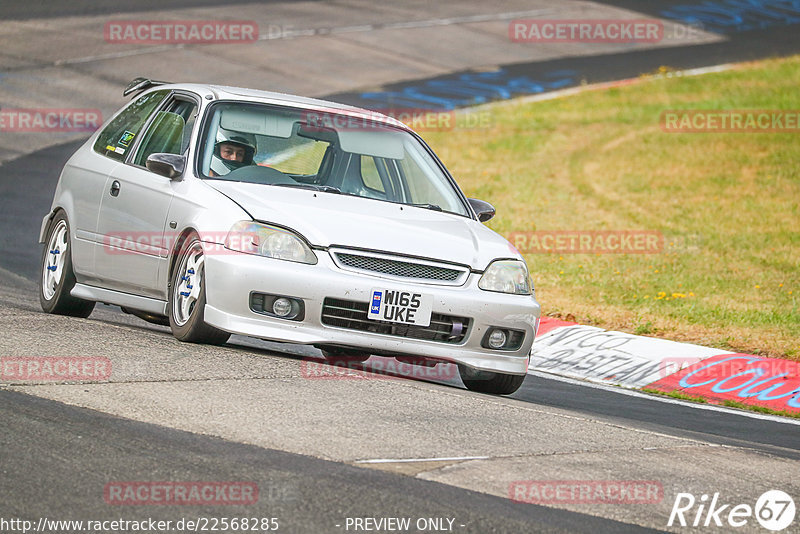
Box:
[641, 387, 708, 404]
[633, 321, 655, 335]
[721, 399, 800, 419]
[641, 388, 800, 418]
[423, 56, 800, 360]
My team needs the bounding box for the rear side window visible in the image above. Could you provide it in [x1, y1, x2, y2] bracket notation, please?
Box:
[93, 90, 168, 161]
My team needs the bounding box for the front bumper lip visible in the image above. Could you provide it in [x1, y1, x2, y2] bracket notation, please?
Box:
[203, 251, 540, 375]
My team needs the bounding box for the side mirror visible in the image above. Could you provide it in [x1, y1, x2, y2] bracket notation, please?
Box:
[468, 198, 496, 222]
[146, 153, 186, 180]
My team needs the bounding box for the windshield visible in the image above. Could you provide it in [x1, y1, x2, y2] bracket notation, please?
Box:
[198, 102, 470, 217]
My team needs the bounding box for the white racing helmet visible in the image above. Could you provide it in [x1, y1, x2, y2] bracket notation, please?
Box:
[210, 127, 257, 176]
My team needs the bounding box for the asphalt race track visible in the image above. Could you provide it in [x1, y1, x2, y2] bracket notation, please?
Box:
[1, 1, 799, 532]
[329, 1, 800, 110]
[2, 139, 799, 457]
[2, 390, 650, 534]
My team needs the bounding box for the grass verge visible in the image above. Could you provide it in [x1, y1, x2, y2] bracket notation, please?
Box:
[641, 387, 800, 419]
[423, 56, 800, 360]
[640, 387, 707, 404]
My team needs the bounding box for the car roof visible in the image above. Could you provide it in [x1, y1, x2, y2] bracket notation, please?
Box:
[147, 83, 409, 131]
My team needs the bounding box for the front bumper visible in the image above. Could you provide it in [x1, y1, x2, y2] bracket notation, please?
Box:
[203, 250, 540, 375]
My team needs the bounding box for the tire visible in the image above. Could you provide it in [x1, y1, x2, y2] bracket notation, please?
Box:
[167, 234, 230, 345]
[39, 212, 95, 318]
[458, 365, 526, 395]
[321, 347, 371, 366]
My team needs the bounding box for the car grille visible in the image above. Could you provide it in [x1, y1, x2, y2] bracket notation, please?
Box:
[332, 251, 467, 284]
[320, 297, 470, 344]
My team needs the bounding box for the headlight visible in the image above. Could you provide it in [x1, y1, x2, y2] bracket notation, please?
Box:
[478, 260, 532, 295]
[225, 221, 317, 264]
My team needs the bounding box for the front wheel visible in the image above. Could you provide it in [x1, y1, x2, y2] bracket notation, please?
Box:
[458, 365, 526, 395]
[167, 235, 230, 345]
[39, 212, 95, 317]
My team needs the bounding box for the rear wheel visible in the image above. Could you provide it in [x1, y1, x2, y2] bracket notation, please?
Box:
[167, 235, 230, 345]
[39, 212, 95, 317]
[458, 365, 526, 395]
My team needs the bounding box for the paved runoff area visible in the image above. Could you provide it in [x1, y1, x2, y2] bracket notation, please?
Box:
[2, 267, 800, 532]
[0, 0, 725, 162]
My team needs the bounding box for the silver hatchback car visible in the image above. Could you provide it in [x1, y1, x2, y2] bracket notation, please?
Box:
[39, 77, 540, 395]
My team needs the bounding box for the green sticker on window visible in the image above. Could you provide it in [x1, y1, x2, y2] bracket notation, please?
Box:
[118, 131, 135, 147]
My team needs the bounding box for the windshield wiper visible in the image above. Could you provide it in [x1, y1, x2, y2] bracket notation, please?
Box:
[273, 183, 341, 194]
[410, 203, 442, 212]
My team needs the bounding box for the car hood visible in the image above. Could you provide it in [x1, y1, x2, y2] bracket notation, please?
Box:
[208, 181, 519, 269]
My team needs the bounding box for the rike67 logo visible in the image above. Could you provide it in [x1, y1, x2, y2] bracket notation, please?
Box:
[668, 490, 795, 531]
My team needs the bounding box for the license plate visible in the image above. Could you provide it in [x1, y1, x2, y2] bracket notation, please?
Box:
[367, 288, 433, 327]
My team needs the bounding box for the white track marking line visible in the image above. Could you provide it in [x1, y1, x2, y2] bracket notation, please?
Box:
[53, 45, 184, 66]
[355, 456, 490, 464]
[44, 9, 554, 67]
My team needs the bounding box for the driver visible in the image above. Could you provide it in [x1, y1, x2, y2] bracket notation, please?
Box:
[209, 128, 257, 177]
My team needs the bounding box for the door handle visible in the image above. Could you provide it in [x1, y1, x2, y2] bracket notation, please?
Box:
[110, 180, 121, 197]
